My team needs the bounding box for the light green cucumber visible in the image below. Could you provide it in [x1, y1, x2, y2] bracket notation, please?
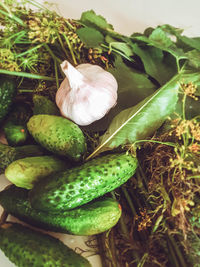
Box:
[29, 152, 138, 211]
[0, 222, 91, 267]
[0, 185, 122, 235]
[5, 155, 69, 189]
[0, 143, 46, 174]
[27, 114, 87, 161]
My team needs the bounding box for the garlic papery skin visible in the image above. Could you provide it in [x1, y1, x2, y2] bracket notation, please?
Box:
[55, 60, 118, 126]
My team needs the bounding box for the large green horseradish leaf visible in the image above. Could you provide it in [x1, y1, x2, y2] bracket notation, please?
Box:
[87, 74, 181, 159]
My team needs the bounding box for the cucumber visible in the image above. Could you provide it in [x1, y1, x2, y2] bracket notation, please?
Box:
[0, 222, 91, 267]
[27, 114, 87, 161]
[0, 143, 46, 174]
[0, 76, 16, 122]
[29, 152, 138, 211]
[5, 155, 69, 189]
[3, 102, 32, 146]
[3, 122, 28, 146]
[33, 94, 60, 115]
[0, 185, 122, 235]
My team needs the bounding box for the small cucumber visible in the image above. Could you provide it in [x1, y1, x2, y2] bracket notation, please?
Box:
[3, 122, 28, 146]
[5, 155, 69, 189]
[0, 185, 122, 235]
[27, 114, 87, 161]
[33, 94, 60, 115]
[0, 222, 91, 267]
[0, 143, 46, 174]
[29, 152, 138, 211]
[0, 76, 16, 122]
[3, 102, 32, 146]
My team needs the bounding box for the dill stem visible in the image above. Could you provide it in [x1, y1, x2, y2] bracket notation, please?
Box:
[121, 186, 137, 216]
[96, 233, 109, 267]
[57, 34, 70, 59]
[167, 236, 180, 267]
[16, 44, 43, 58]
[62, 34, 78, 65]
[54, 60, 59, 89]
[0, 5, 26, 26]
[43, 44, 62, 64]
[109, 229, 119, 267]
[0, 69, 56, 81]
[168, 234, 187, 267]
[119, 214, 140, 263]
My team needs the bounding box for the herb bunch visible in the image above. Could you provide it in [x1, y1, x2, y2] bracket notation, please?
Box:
[1, 1, 200, 267]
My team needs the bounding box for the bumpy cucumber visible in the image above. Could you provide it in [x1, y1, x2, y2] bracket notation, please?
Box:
[0, 143, 46, 174]
[29, 152, 138, 211]
[5, 155, 69, 189]
[33, 94, 60, 115]
[27, 114, 87, 161]
[0, 76, 16, 122]
[0, 185, 122, 235]
[0, 222, 91, 267]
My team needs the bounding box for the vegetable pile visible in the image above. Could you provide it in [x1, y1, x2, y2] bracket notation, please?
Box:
[0, 0, 200, 266]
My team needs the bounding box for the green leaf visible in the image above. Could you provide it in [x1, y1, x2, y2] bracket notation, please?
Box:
[81, 56, 156, 133]
[105, 35, 134, 57]
[108, 56, 156, 109]
[130, 43, 177, 85]
[149, 27, 173, 48]
[161, 24, 200, 51]
[87, 74, 181, 159]
[186, 50, 200, 69]
[76, 27, 104, 47]
[80, 10, 114, 32]
[132, 28, 187, 63]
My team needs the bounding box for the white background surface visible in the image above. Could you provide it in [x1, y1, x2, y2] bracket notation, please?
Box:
[47, 0, 200, 37]
[1, 0, 200, 266]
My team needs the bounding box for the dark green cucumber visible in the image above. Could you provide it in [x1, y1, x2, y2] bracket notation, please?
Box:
[5, 156, 69, 189]
[27, 114, 87, 161]
[0, 143, 46, 174]
[0, 185, 122, 235]
[29, 152, 138, 211]
[3, 102, 32, 146]
[33, 94, 60, 115]
[3, 122, 28, 146]
[0, 222, 91, 267]
[0, 76, 16, 122]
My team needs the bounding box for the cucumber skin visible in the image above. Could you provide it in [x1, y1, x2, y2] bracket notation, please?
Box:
[5, 155, 69, 189]
[0, 185, 122, 235]
[0, 223, 91, 267]
[29, 152, 138, 211]
[33, 94, 60, 115]
[0, 77, 16, 122]
[27, 114, 87, 162]
[0, 143, 46, 174]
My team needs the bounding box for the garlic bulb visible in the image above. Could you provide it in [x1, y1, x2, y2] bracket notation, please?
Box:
[56, 60, 118, 126]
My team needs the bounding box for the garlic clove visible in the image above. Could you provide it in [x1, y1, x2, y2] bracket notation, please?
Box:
[56, 60, 118, 126]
